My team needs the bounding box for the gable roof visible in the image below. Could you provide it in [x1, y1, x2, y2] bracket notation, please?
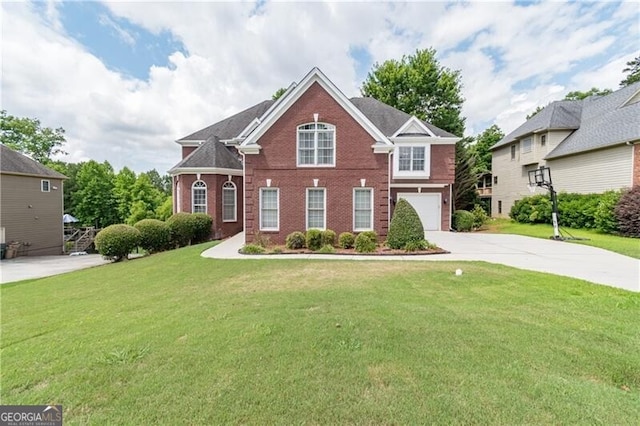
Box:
[178, 100, 275, 143]
[239, 67, 393, 151]
[349, 97, 457, 138]
[546, 82, 640, 159]
[0, 144, 67, 179]
[169, 137, 242, 174]
[492, 100, 583, 150]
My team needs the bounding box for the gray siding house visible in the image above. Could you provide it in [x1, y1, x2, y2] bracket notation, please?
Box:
[0, 144, 67, 256]
[491, 82, 640, 217]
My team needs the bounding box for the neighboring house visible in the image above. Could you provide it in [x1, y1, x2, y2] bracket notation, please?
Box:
[170, 68, 459, 243]
[491, 82, 640, 217]
[0, 144, 67, 256]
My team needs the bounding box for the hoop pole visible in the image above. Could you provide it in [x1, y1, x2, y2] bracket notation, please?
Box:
[549, 184, 561, 240]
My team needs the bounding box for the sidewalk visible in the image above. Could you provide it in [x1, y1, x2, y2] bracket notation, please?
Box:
[202, 232, 640, 293]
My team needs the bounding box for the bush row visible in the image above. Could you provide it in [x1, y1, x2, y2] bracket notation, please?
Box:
[94, 212, 214, 261]
[509, 189, 639, 236]
[282, 229, 379, 253]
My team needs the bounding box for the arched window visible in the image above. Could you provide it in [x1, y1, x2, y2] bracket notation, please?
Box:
[297, 122, 335, 166]
[222, 181, 236, 222]
[192, 180, 207, 213]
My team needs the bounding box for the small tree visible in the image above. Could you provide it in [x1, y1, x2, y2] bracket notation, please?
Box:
[95, 224, 141, 262]
[614, 187, 640, 237]
[387, 198, 424, 249]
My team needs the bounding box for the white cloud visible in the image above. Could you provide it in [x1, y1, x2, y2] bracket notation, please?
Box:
[1, 0, 638, 174]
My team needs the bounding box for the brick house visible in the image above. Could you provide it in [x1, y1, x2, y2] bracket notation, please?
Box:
[170, 68, 459, 243]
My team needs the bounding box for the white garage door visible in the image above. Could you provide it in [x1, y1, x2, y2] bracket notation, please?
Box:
[398, 193, 441, 231]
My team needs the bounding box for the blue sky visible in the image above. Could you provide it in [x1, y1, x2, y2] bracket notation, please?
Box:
[2, 1, 638, 173]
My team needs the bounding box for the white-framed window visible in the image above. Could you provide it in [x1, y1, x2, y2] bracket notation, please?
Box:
[222, 181, 236, 222]
[394, 144, 430, 178]
[540, 134, 546, 147]
[521, 137, 532, 153]
[510, 145, 517, 160]
[353, 188, 373, 231]
[306, 188, 326, 230]
[260, 188, 279, 231]
[41, 180, 50, 192]
[192, 180, 207, 213]
[297, 123, 335, 167]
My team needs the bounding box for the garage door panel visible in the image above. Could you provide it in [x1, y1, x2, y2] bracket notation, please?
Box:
[398, 193, 441, 231]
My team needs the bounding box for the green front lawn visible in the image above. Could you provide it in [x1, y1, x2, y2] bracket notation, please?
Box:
[483, 218, 640, 259]
[1, 243, 639, 424]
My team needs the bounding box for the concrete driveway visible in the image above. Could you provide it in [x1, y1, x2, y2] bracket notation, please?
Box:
[202, 232, 640, 292]
[0, 254, 110, 284]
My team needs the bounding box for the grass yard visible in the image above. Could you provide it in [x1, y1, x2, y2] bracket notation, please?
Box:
[1, 243, 639, 424]
[483, 218, 640, 259]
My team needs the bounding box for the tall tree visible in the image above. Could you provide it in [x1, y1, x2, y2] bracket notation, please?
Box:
[620, 55, 640, 87]
[453, 137, 479, 211]
[48, 161, 83, 215]
[73, 160, 118, 228]
[469, 125, 504, 175]
[272, 87, 287, 100]
[0, 110, 67, 163]
[361, 48, 466, 136]
[564, 87, 612, 100]
[126, 174, 163, 225]
[113, 167, 137, 222]
[141, 169, 171, 195]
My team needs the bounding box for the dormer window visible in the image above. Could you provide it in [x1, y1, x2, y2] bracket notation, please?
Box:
[297, 123, 335, 167]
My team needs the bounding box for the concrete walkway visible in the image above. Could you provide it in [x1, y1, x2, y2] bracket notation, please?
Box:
[202, 232, 640, 293]
[0, 254, 110, 284]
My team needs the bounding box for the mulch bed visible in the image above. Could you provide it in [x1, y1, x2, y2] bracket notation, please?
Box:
[241, 246, 450, 256]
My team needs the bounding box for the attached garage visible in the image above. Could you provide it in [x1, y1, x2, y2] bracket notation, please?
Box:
[397, 193, 441, 231]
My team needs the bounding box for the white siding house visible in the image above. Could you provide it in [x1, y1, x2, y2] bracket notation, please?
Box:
[491, 82, 640, 217]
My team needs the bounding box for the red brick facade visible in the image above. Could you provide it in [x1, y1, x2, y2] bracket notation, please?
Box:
[173, 173, 243, 239]
[244, 82, 389, 244]
[634, 143, 640, 187]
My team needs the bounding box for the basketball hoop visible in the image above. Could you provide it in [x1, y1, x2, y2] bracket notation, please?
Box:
[527, 184, 537, 194]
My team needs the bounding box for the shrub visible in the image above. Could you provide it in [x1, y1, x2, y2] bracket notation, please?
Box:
[452, 210, 474, 232]
[192, 213, 213, 243]
[240, 244, 265, 254]
[338, 232, 355, 249]
[166, 213, 197, 247]
[470, 204, 489, 229]
[615, 186, 640, 237]
[594, 190, 622, 234]
[509, 195, 552, 224]
[404, 239, 428, 252]
[252, 231, 271, 248]
[355, 231, 377, 253]
[306, 229, 323, 251]
[285, 231, 306, 249]
[134, 219, 170, 253]
[387, 198, 424, 249]
[321, 229, 337, 247]
[557, 193, 600, 229]
[317, 244, 336, 254]
[95, 224, 141, 262]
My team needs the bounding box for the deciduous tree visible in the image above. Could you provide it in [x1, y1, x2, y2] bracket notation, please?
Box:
[0, 110, 67, 163]
[620, 55, 640, 87]
[73, 160, 118, 228]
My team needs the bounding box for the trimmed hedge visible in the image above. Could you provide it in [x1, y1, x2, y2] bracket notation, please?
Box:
[338, 232, 355, 249]
[306, 229, 323, 251]
[285, 231, 306, 249]
[387, 198, 424, 249]
[166, 213, 197, 247]
[134, 219, 170, 253]
[355, 231, 378, 253]
[453, 210, 474, 232]
[615, 186, 640, 237]
[322, 229, 337, 247]
[95, 224, 141, 262]
[192, 213, 213, 243]
[594, 190, 622, 234]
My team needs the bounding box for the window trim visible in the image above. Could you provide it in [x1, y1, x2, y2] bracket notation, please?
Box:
[41, 179, 50, 192]
[540, 134, 546, 147]
[353, 188, 374, 232]
[222, 181, 237, 223]
[510, 144, 517, 160]
[306, 187, 326, 230]
[393, 143, 430, 178]
[259, 187, 279, 231]
[521, 136, 532, 153]
[191, 180, 207, 213]
[296, 122, 336, 167]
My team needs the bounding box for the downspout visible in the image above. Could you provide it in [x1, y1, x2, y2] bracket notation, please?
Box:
[241, 152, 246, 243]
[449, 184, 453, 231]
[387, 150, 392, 227]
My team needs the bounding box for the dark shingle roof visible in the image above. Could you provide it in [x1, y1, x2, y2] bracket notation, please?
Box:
[0, 144, 67, 178]
[178, 100, 276, 141]
[170, 137, 242, 171]
[349, 97, 457, 137]
[546, 82, 640, 159]
[492, 100, 583, 150]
